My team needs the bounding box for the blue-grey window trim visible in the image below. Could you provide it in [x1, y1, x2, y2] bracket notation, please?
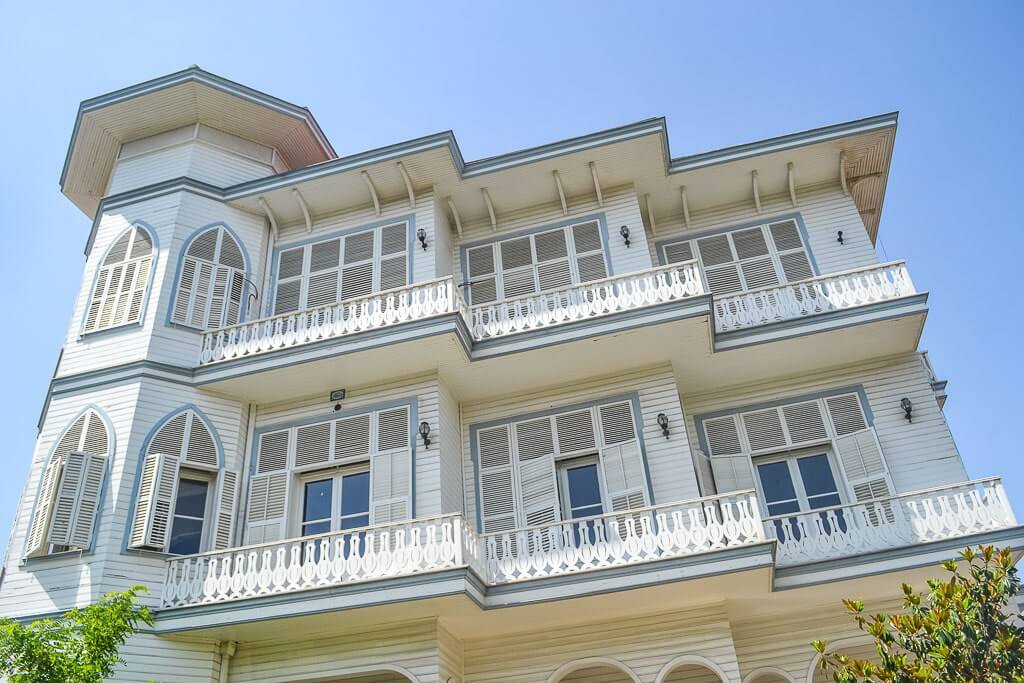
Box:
[120, 404, 227, 555]
[468, 391, 654, 531]
[457, 212, 614, 295]
[692, 384, 874, 460]
[248, 396, 419, 518]
[165, 222, 254, 330]
[21, 405, 115, 565]
[263, 214, 417, 318]
[78, 221, 160, 340]
[653, 211, 820, 277]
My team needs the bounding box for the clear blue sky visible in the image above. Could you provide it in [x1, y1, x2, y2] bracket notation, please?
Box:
[0, 2, 1021, 549]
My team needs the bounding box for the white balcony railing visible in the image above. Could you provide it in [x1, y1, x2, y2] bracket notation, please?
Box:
[768, 478, 1016, 567]
[198, 277, 460, 365]
[713, 261, 916, 333]
[480, 491, 764, 584]
[161, 514, 480, 608]
[467, 261, 705, 341]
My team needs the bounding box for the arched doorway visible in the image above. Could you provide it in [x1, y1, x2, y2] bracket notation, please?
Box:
[743, 667, 796, 683]
[656, 655, 729, 683]
[547, 657, 641, 683]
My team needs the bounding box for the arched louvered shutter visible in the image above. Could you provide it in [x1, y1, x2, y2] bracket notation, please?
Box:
[129, 409, 233, 552]
[172, 227, 246, 330]
[83, 226, 153, 333]
[25, 411, 110, 558]
[597, 402, 648, 511]
[370, 407, 411, 524]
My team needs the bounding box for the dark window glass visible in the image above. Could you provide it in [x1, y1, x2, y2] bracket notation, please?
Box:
[302, 479, 332, 525]
[168, 478, 208, 555]
[340, 471, 370, 518]
[566, 464, 602, 518]
[168, 517, 204, 555]
[797, 454, 840, 499]
[175, 479, 209, 518]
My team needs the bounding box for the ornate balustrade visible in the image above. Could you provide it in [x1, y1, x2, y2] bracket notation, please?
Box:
[161, 514, 477, 608]
[768, 478, 1016, 567]
[480, 491, 764, 584]
[713, 261, 916, 333]
[467, 262, 705, 341]
[198, 277, 459, 365]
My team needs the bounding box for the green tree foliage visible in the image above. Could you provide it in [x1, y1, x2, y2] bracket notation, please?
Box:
[0, 585, 153, 683]
[813, 545, 1024, 682]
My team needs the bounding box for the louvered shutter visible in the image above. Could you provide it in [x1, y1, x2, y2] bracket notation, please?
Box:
[733, 227, 780, 290]
[174, 228, 246, 328]
[769, 220, 814, 282]
[369, 408, 411, 524]
[534, 229, 573, 291]
[467, 245, 498, 305]
[184, 413, 218, 467]
[295, 421, 332, 469]
[742, 409, 787, 452]
[597, 403, 647, 511]
[48, 452, 106, 549]
[128, 452, 181, 550]
[500, 237, 537, 298]
[84, 227, 152, 333]
[514, 419, 559, 526]
[274, 247, 305, 314]
[663, 241, 694, 264]
[341, 230, 376, 300]
[379, 223, 408, 291]
[244, 472, 289, 544]
[24, 455, 64, 558]
[835, 427, 893, 502]
[571, 221, 608, 282]
[212, 470, 238, 550]
[704, 415, 756, 492]
[698, 234, 743, 295]
[306, 239, 340, 309]
[477, 426, 517, 532]
[825, 393, 869, 435]
[335, 413, 371, 461]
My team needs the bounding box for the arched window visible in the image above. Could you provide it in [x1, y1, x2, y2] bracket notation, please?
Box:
[24, 409, 110, 558]
[171, 226, 247, 330]
[129, 408, 238, 555]
[83, 225, 153, 333]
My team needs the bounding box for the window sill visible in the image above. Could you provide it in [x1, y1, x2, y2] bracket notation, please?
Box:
[79, 320, 144, 340]
[20, 548, 86, 567]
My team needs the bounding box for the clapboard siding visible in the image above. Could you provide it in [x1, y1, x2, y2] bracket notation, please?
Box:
[451, 186, 652, 288]
[684, 352, 968, 496]
[438, 378, 466, 514]
[648, 183, 878, 278]
[462, 605, 739, 683]
[461, 365, 699, 528]
[255, 373, 444, 518]
[107, 139, 276, 196]
[111, 633, 220, 682]
[229, 618, 443, 683]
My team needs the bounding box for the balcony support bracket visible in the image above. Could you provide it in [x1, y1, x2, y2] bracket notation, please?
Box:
[291, 188, 313, 233]
[396, 161, 416, 208]
[257, 196, 279, 239]
[553, 170, 568, 216]
[679, 186, 691, 228]
[361, 170, 381, 217]
[751, 170, 762, 213]
[840, 151, 849, 196]
[589, 161, 604, 207]
[645, 193, 658, 235]
[481, 187, 498, 231]
[787, 162, 798, 207]
[446, 196, 464, 236]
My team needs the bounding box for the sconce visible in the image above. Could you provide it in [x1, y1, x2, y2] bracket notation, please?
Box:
[900, 397, 913, 423]
[416, 227, 428, 250]
[656, 413, 670, 438]
[837, 230, 844, 245]
[418, 421, 432, 447]
[620, 225, 631, 247]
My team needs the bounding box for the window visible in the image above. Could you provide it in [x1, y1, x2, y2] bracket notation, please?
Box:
[129, 409, 238, 554]
[660, 218, 814, 296]
[464, 220, 608, 306]
[171, 226, 247, 330]
[24, 410, 110, 558]
[755, 451, 845, 540]
[475, 399, 647, 534]
[83, 226, 153, 333]
[272, 222, 409, 315]
[243, 406, 411, 545]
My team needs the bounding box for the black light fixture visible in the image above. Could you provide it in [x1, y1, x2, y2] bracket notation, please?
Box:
[416, 227, 428, 250]
[837, 230, 844, 245]
[620, 225, 631, 247]
[418, 421, 432, 447]
[656, 413, 670, 438]
[900, 397, 913, 423]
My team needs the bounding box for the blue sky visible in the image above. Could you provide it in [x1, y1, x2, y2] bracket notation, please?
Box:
[0, 2, 1021, 550]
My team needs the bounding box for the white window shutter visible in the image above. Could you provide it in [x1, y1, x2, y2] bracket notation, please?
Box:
[244, 472, 288, 544]
[48, 452, 106, 549]
[477, 426, 517, 532]
[370, 408, 411, 524]
[24, 455, 64, 558]
[703, 415, 756, 493]
[598, 403, 647, 511]
[834, 427, 893, 503]
[212, 470, 238, 550]
[514, 419, 559, 526]
[379, 223, 408, 291]
[295, 422, 332, 469]
[173, 228, 246, 329]
[67, 453, 107, 548]
[570, 221, 607, 283]
[128, 452, 181, 550]
[84, 227, 152, 333]
[663, 241, 694, 264]
[466, 245, 498, 305]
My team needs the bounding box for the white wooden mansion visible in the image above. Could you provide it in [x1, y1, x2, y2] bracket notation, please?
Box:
[1, 67, 1020, 683]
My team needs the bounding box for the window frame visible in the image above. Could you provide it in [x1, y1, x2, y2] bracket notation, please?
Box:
[752, 447, 847, 518]
[270, 220, 411, 316]
[170, 225, 249, 331]
[292, 463, 372, 538]
[81, 225, 156, 336]
[556, 455, 607, 521]
[462, 217, 611, 307]
[167, 467, 216, 556]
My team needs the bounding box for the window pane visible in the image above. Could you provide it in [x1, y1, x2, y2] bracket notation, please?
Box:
[303, 479, 333, 523]
[168, 517, 204, 555]
[340, 471, 370, 517]
[341, 514, 370, 530]
[766, 499, 801, 516]
[797, 454, 839, 498]
[808, 493, 842, 510]
[566, 464, 602, 512]
[756, 461, 797, 504]
[175, 479, 209, 518]
[302, 520, 331, 536]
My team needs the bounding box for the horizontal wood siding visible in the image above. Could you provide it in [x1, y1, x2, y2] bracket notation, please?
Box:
[461, 366, 699, 528]
[462, 605, 739, 683]
[648, 184, 878, 279]
[684, 352, 968, 495]
[438, 378, 466, 515]
[107, 140, 275, 196]
[110, 633, 219, 682]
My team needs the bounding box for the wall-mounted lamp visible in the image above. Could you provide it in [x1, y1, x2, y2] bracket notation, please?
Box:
[418, 421, 432, 447]
[416, 227, 428, 250]
[900, 397, 913, 423]
[656, 413, 670, 438]
[837, 230, 844, 245]
[620, 225, 631, 247]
